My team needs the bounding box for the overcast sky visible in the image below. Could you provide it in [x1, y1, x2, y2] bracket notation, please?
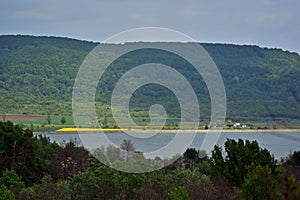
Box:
[1, 0, 299, 53]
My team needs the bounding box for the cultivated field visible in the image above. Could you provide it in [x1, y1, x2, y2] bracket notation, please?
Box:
[0, 114, 46, 121]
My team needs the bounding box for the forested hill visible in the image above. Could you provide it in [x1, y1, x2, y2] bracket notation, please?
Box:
[0, 35, 299, 120]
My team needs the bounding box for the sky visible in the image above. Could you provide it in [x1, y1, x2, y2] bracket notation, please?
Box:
[1, 0, 299, 53]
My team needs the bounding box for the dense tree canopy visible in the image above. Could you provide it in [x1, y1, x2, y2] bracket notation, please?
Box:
[0, 121, 300, 199]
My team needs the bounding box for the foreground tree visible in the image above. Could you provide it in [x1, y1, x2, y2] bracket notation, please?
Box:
[183, 148, 207, 169]
[120, 139, 135, 159]
[0, 121, 39, 185]
[59, 140, 89, 180]
[210, 138, 277, 187]
[0, 185, 15, 200]
[282, 150, 300, 180]
[168, 186, 190, 200]
[0, 169, 25, 196]
[242, 165, 282, 200]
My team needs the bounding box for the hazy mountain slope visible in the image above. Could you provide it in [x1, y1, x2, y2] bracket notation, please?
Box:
[0, 35, 299, 120]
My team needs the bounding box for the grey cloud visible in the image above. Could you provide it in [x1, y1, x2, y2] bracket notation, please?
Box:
[0, 0, 299, 53]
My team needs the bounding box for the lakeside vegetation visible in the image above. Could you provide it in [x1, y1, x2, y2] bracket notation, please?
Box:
[2, 113, 299, 133]
[1, 121, 300, 199]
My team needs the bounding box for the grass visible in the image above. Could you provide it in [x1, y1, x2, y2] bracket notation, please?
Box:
[8, 114, 300, 132]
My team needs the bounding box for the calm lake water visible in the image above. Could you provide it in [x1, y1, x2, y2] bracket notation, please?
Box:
[43, 131, 300, 160]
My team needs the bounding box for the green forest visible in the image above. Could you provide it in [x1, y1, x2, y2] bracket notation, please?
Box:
[1, 121, 300, 199]
[0, 35, 300, 121]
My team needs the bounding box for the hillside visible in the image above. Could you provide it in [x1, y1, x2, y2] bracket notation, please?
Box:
[0, 35, 299, 121]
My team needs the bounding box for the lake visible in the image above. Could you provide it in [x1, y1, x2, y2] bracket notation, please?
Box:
[43, 131, 300, 160]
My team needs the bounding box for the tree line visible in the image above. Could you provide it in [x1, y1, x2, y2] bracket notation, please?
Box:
[0, 121, 300, 199]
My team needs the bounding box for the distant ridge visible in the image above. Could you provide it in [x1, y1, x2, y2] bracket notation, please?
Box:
[0, 35, 299, 120]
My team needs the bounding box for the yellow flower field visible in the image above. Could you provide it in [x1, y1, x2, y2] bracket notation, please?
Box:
[56, 128, 123, 132]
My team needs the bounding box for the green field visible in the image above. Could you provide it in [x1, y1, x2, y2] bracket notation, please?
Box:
[7, 114, 300, 132]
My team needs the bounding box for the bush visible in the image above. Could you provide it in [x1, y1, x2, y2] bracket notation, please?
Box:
[168, 186, 190, 200]
[0, 185, 15, 200]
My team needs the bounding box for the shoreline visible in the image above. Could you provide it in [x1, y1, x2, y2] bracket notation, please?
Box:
[32, 128, 300, 134]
